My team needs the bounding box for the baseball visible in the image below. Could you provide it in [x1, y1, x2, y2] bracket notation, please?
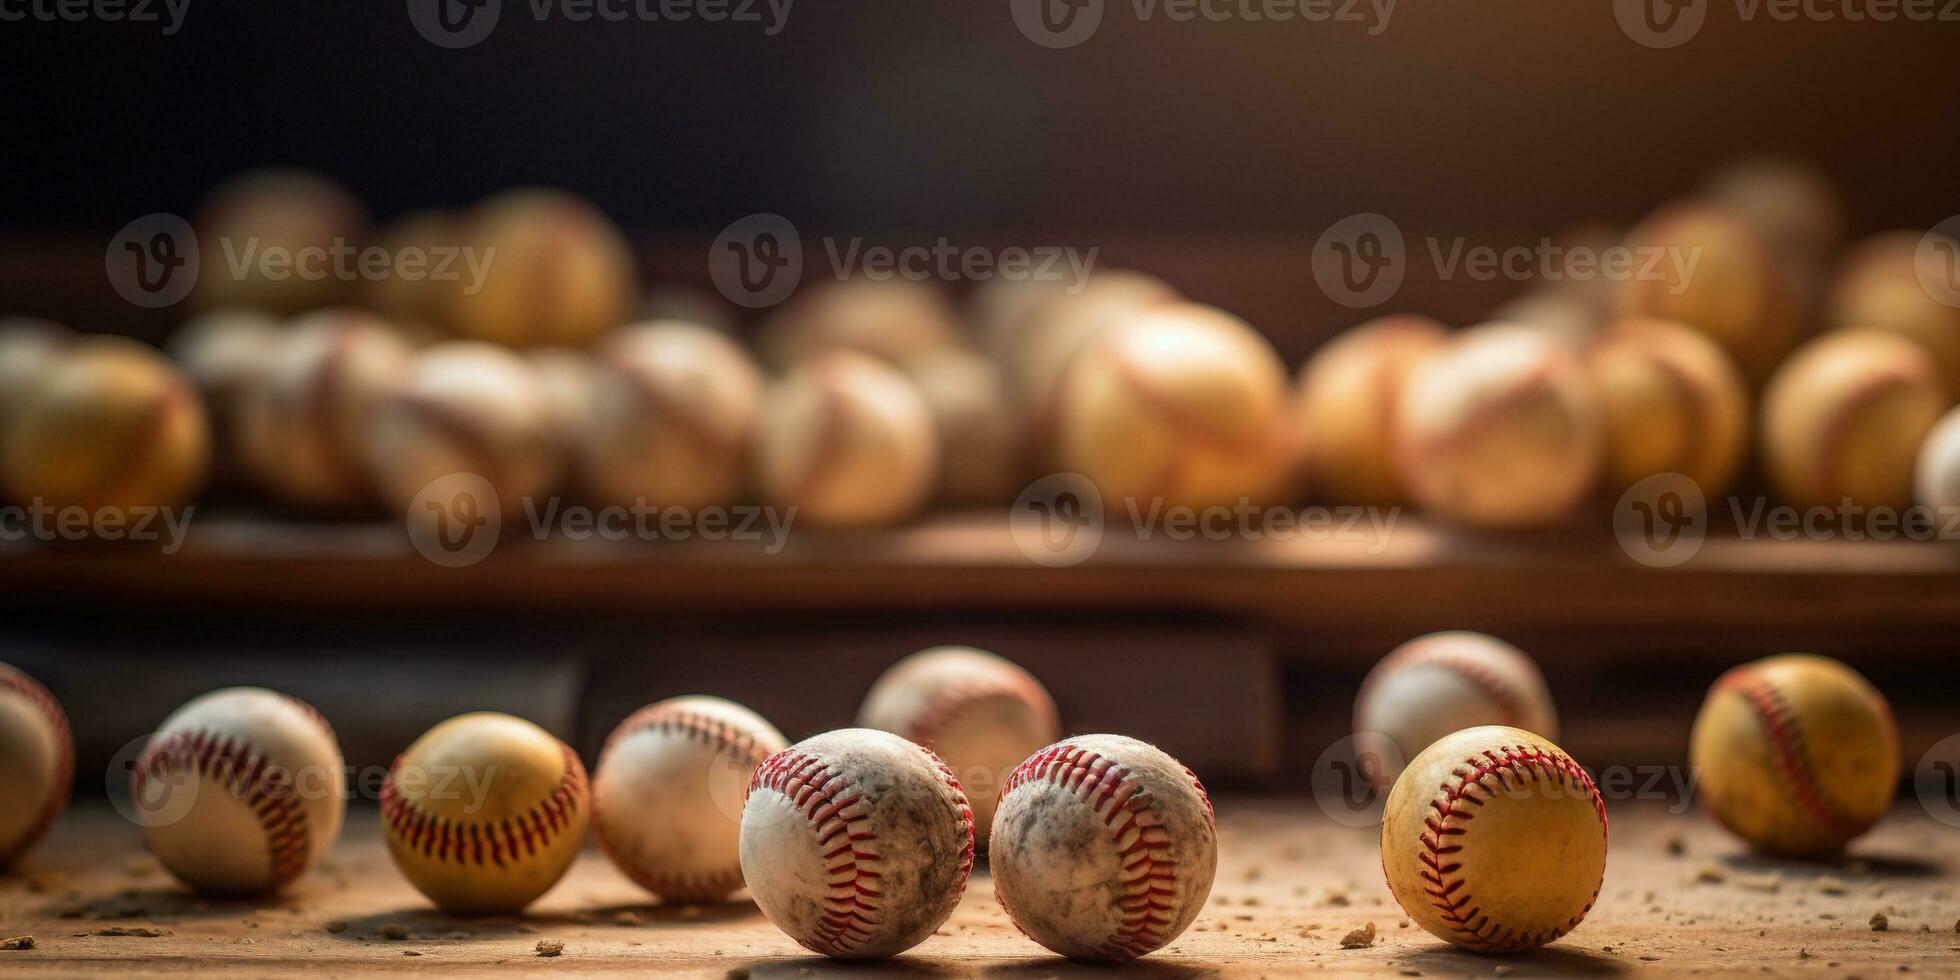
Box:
[592, 696, 787, 903]
[1918, 407, 1960, 511]
[527, 346, 602, 482]
[133, 688, 344, 894]
[857, 646, 1060, 848]
[1001, 270, 1180, 464]
[1827, 231, 1960, 397]
[364, 341, 564, 523]
[1057, 302, 1293, 512]
[190, 169, 370, 315]
[2, 337, 210, 517]
[382, 712, 590, 915]
[989, 734, 1217, 961]
[0, 663, 72, 869]
[583, 321, 764, 511]
[235, 309, 412, 510]
[168, 309, 280, 480]
[755, 351, 938, 527]
[901, 348, 1027, 506]
[1690, 655, 1899, 857]
[640, 284, 738, 335]
[740, 728, 974, 959]
[1584, 318, 1750, 498]
[1393, 323, 1604, 528]
[756, 278, 964, 370]
[1700, 157, 1846, 273]
[1761, 329, 1947, 511]
[0, 318, 72, 435]
[1382, 725, 1608, 953]
[1354, 631, 1559, 788]
[360, 209, 459, 334]
[1293, 314, 1448, 505]
[1618, 202, 1799, 381]
[446, 188, 638, 348]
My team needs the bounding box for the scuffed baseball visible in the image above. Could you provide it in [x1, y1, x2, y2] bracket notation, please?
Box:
[1393, 324, 1604, 527]
[755, 351, 938, 528]
[235, 309, 412, 509]
[1828, 231, 1960, 397]
[447, 188, 638, 348]
[134, 688, 344, 895]
[592, 696, 788, 903]
[756, 278, 964, 370]
[857, 647, 1060, 848]
[1382, 725, 1607, 953]
[1293, 314, 1448, 505]
[1618, 201, 1800, 381]
[1354, 632, 1559, 788]
[1690, 655, 1899, 857]
[382, 712, 590, 914]
[0, 662, 72, 869]
[583, 321, 764, 511]
[1761, 329, 1947, 511]
[901, 348, 1027, 506]
[1918, 407, 1960, 512]
[990, 734, 1217, 961]
[1584, 318, 1750, 498]
[740, 728, 974, 959]
[190, 169, 370, 315]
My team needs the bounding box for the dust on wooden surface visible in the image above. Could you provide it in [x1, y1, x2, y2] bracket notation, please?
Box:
[0, 800, 1954, 978]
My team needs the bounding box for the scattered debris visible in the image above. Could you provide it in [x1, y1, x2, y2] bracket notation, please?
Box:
[93, 927, 168, 938]
[1694, 865, 1727, 884]
[536, 939, 565, 957]
[1340, 922, 1377, 949]
[324, 921, 348, 934]
[403, 950, 423, 957]
[0, 936, 33, 951]
[1664, 833, 1687, 856]
[1870, 912, 1889, 932]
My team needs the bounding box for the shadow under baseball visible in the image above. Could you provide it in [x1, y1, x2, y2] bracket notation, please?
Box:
[740, 956, 962, 978]
[1398, 944, 1629, 977]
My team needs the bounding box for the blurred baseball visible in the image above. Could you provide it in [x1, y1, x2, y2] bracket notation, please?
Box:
[901, 348, 1026, 506]
[1619, 202, 1799, 381]
[1700, 158, 1846, 273]
[741, 728, 974, 958]
[1690, 655, 1899, 856]
[133, 688, 344, 894]
[382, 712, 589, 914]
[190, 169, 369, 315]
[1294, 314, 1447, 505]
[641, 284, 738, 334]
[0, 318, 72, 433]
[1584, 318, 1750, 497]
[1354, 631, 1559, 788]
[1761, 329, 1947, 511]
[583, 322, 764, 511]
[756, 278, 964, 370]
[990, 734, 1216, 960]
[592, 696, 788, 903]
[1381, 725, 1607, 952]
[858, 646, 1060, 848]
[0, 662, 72, 869]
[1918, 407, 1960, 511]
[1491, 289, 1602, 351]
[2, 337, 210, 516]
[447, 188, 638, 348]
[360, 209, 458, 334]
[1001, 270, 1179, 461]
[1394, 324, 1604, 527]
[527, 346, 602, 480]
[169, 309, 280, 481]
[755, 351, 938, 527]
[1827, 231, 1960, 397]
[1058, 303, 1293, 512]
[235, 310, 412, 510]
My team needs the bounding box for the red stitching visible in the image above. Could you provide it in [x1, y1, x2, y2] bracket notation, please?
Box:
[0, 666, 72, 869]
[133, 728, 314, 888]
[1357, 637, 1535, 736]
[1716, 669, 1863, 842]
[1416, 743, 1607, 952]
[381, 742, 587, 868]
[998, 743, 1214, 959]
[900, 668, 1059, 751]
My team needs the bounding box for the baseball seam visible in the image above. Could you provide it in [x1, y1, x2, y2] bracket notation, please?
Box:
[902, 671, 1059, 751]
[1356, 643, 1535, 738]
[134, 727, 314, 888]
[999, 744, 1214, 959]
[381, 742, 587, 867]
[1416, 743, 1606, 952]
[1810, 359, 1936, 505]
[597, 705, 777, 900]
[0, 669, 72, 868]
[1716, 671, 1862, 843]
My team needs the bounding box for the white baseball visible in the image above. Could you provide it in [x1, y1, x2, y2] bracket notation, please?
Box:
[990, 734, 1217, 961]
[134, 688, 344, 894]
[857, 646, 1059, 848]
[592, 696, 788, 903]
[1918, 406, 1960, 511]
[0, 663, 72, 869]
[1354, 632, 1559, 788]
[740, 728, 974, 959]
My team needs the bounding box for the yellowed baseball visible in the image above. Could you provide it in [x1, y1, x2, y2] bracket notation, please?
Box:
[741, 728, 974, 958]
[1618, 201, 1800, 381]
[382, 712, 590, 915]
[1761, 329, 1947, 511]
[858, 647, 1059, 848]
[591, 696, 787, 903]
[757, 278, 964, 370]
[1393, 324, 1603, 527]
[583, 321, 764, 511]
[134, 688, 344, 894]
[360, 209, 460, 334]
[755, 351, 938, 527]
[1354, 632, 1558, 789]
[446, 189, 638, 348]
[901, 348, 1027, 507]
[1294, 314, 1448, 505]
[1382, 725, 1607, 953]
[1828, 231, 1960, 397]
[1690, 655, 1899, 857]
[235, 309, 412, 509]
[1004, 271, 1180, 465]
[190, 169, 369, 315]
[1584, 318, 1750, 498]
[0, 663, 72, 870]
